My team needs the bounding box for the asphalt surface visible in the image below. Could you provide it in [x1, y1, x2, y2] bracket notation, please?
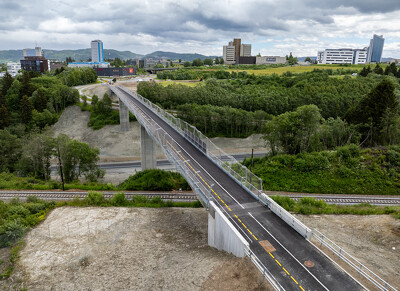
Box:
[113, 86, 363, 291]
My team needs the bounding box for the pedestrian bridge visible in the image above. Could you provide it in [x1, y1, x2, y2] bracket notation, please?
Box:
[110, 85, 396, 291]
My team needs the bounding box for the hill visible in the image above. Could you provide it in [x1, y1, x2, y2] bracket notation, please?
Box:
[0, 49, 144, 63]
[144, 51, 218, 61]
[0, 48, 217, 63]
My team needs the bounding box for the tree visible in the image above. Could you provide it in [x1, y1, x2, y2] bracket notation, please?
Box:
[183, 61, 191, 67]
[1, 72, 14, 96]
[56, 134, 103, 182]
[178, 59, 182, 63]
[204, 58, 213, 66]
[17, 133, 55, 180]
[344, 79, 398, 145]
[373, 64, 384, 75]
[20, 95, 34, 124]
[359, 66, 369, 77]
[192, 58, 203, 67]
[384, 62, 398, 76]
[91, 95, 99, 107]
[0, 106, 10, 129]
[305, 57, 312, 63]
[33, 88, 47, 112]
[263, 105, 322, 154]
[0, 129, 21, 172]
[19, 71, 35, 98]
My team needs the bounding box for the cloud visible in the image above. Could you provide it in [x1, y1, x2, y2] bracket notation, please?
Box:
[0, 0, 399, 57]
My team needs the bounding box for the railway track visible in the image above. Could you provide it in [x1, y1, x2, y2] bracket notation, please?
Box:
[0, 191, 198, 202]
[0, 190, 399, 205]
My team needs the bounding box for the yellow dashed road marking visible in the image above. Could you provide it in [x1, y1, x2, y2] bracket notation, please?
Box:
[283, 267, 290, 275]
[291, 276, 298, 285]
[275, 259, 281, 266]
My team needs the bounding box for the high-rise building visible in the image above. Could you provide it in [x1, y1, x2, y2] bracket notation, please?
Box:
[240, 44, 252, 57]
[91, 40, 104, 63]
[223, 45, 236, 64]
[367, 34, 384, 63]
[223, 38, 252, 64]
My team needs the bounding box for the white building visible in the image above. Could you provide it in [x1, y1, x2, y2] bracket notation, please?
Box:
[240, 44, 252, 57]
[256, 56, 287, 65]
[91, 40, 104, 63]
[317, 48, 368, 65]
[223, 45, 236, 64]
[6, 62, 21, 76]
[23, 47, 43, 57]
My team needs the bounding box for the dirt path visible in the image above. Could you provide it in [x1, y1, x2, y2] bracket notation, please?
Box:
[3, 207, 271, 291]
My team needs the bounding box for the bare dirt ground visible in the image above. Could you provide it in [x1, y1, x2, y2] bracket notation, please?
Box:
[295, 214, 400, 289]
[2, 207, 271, 291]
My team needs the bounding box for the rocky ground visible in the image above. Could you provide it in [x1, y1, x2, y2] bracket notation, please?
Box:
[2, 207, 272, 291]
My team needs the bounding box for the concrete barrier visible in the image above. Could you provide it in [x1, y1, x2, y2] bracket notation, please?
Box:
[208, 201, 249, 257]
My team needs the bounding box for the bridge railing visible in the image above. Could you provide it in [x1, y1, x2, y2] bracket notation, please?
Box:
[117, 86, 263, 200]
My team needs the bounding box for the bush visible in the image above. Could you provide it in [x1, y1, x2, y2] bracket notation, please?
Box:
[84, 191, 106, 206]
[119, 169, 190, 191]
[111, 192, 127, 206]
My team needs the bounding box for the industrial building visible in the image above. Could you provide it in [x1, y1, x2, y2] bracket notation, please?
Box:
[223, 38, 252, 64]
[256, 56, 287, 65]
[20, 56, 49, 73]
[95, 67, 136, 77]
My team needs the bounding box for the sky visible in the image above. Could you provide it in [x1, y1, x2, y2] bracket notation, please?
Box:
[1, 0, 400, 58]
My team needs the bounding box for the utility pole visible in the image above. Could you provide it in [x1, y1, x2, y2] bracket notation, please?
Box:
[57, 142, 65, 191]
[250, 148, 254, 172]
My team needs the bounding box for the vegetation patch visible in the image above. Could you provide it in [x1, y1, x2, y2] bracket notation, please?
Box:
[271, 195, 400, 219]
[119, 169, 191, 191]
[245, 145, 400, 195]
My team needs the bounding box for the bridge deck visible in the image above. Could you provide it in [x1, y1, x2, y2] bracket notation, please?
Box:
[114, 86, 363, 291]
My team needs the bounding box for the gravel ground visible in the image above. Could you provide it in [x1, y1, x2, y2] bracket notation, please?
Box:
[295, 214, 400, 289]
[2, 207, 272, 291]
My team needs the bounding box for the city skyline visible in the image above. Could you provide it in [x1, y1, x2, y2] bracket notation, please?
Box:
[0, 0, 400, 58]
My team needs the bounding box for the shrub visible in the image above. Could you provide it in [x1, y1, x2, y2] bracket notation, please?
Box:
[84, 191, 106, 206]
[111, 192, 127, 206]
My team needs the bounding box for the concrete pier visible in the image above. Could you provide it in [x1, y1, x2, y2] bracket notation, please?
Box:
[119, 99, 130, 132]
[208, 201, 249, 257]
[140, 125, 156, 170]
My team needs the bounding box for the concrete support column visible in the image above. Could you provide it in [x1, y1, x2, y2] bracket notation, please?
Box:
[208, 202, 248, 257]
[119, 99, 130, 132]
[140, 125, 156, 170]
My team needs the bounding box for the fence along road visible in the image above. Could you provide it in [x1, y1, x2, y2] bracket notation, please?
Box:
[111, 85, 363, 291]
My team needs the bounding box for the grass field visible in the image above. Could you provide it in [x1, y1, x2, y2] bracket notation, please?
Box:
[225, 65, 363, 76]
[159, 80, 203, 87]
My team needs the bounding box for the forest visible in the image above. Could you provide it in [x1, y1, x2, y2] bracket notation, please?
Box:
[0, 68, 104, 185]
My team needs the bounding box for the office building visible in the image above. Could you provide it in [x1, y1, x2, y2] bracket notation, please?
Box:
[91, 40, 104, 63]
[223, 38, 252, 64]
[20, 56, 49, 73]
[6, 62, 21, 76]
[317, 48, 368, 64]
[367, 34, 384, 63]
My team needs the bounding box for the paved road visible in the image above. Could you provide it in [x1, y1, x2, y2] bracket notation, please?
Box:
[114, 86, 363, 291]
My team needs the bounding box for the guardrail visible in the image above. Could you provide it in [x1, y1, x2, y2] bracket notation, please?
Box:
[244, 246, 286, 290]
[311, 229, 397, 291]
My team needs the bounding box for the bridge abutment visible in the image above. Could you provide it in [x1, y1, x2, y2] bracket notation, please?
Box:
[140, 125, 156, 170]
[119, 99, 130, 132]
[208, 202, 249, 257]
